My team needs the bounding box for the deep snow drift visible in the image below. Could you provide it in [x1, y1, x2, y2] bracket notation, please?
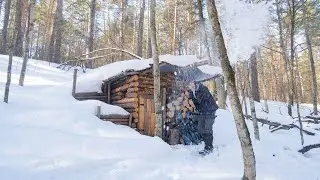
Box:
[0, 55, 319, 180]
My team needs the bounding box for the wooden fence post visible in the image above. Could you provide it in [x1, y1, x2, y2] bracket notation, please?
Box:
[72, 69, 78, 96]
[129, 113, 133, 127]
[96, 105, 101, 118]
[162, 88, 167, 139]
[107, 82, 111, 104]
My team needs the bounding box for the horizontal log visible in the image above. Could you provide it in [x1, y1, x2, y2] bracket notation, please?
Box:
[113, 98, 138, 104]
[113, 91, 125, 97]
[123, 108, 139, 113]
[245, 115, 315, 136]
[112, 82, 139, 93]
[103, 118, 129, 122]
[111, 95, 124, 101]
[113, 102, 139, 108]
[127, 87, 139, 93]
[111, 75, 139, 88]
[110, 121, 129, 125]
[126, 75, 139, 83]
[298, 143, 320, 154]
[73, 92, 104, 97]
[126, 93, 138, 98]
[100, 114, 130, 119]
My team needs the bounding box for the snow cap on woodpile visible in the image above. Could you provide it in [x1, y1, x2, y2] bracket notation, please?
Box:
[76, 54, 222, 93]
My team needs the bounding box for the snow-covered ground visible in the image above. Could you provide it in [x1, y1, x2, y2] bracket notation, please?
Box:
[0, 55, 319, 180]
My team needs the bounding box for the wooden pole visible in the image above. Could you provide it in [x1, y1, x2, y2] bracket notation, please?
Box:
[129, 113, 133, 127]
[96, 105, 101, 118]
[162, 88, 167, 138]
[72, 68, 78, 96]
[107, 82, 111, 104]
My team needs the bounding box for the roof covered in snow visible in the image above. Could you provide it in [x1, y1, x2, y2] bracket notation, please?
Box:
[76, 55, 222, 93]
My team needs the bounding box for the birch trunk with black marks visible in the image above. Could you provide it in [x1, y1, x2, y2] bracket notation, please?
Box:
[150, 0, 162, 138]
[206, 1, 256, 179]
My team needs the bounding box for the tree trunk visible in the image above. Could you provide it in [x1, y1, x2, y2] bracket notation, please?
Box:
[294, 54, 304, 145]
[53, 0, 63, 64]
[206, 1, 256, 179]
[0, 0, 4, 17]
[259, 51, 269, 113]
[47, 0, 57, 63]
[0, 0, 11, 54]
[19, 0, 36, 86]
[197, 0, 212, 64]
[147, 0, 152, 58]
[137, 0, 145, 57]
[120, 0, 127, 60]
[250, 50, 260, 102]
[13, 0, 23, 57]
[301, 0, 318, 117]
[171, 0, 177, 55]
[245, 61, 260, 141]
[215, 76, 226, 109]
[150, 0, 162, 138]
[4, 50, 13, 103]
[87, 0, 96, 67]
[275, 0, 293, 116]
[288, 0, 295, 117]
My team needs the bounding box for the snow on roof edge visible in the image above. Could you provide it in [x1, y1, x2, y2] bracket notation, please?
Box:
[76, 55, 222, 93]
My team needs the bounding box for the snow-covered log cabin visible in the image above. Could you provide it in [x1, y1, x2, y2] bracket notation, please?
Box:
[75, 55, 223, 137]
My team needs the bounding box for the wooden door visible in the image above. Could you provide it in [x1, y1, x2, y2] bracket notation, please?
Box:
[138, 94, 155, 136]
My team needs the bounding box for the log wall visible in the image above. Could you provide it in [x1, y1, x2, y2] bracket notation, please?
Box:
[108, 72, 176, 133]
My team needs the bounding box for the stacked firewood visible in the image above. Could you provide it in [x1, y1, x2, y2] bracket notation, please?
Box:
[166, 88, 196, 122]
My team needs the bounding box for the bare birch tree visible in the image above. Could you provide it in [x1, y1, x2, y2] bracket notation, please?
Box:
[150, 0, 162, 138]
[206, 1, 256, 179]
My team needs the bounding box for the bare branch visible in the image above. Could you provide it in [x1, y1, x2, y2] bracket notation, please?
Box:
[260, 45, 282, 54]
[77, 48, 143, 60]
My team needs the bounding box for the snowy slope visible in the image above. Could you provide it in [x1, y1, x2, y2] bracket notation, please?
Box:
[0, 55, 319, 180]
